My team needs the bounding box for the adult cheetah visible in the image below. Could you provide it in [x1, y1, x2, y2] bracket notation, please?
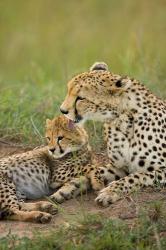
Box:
[0, 115, 106, 222]
[60, 62, 166, 207]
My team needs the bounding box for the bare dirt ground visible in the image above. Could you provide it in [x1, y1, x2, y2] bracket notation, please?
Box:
[0, 142, 166, 238]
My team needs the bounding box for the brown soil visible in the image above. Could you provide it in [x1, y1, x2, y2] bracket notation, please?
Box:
[0, 141, 166, 238]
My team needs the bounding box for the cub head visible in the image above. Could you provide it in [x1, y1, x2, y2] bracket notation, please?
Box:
[60, 62, 132, 124]
[45, 115, 88, 158]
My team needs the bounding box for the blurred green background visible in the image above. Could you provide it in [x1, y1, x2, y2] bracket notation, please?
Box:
[0, 0, 165, 145]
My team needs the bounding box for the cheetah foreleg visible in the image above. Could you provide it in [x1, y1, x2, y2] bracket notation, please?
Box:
[50, 176, 90, 203]
[0, 173, 53, 223]
[89, 169, 105, 191]
[8, 210, 52, 223]
[96, 166, 166, 207]
[21, 201, 58, 215]
[100, 164, 128, 182]
[90, 163, 128, 191]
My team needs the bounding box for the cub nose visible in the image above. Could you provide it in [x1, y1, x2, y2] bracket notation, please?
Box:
[49, 148, 55, 153]
[60, 108, 69, 115]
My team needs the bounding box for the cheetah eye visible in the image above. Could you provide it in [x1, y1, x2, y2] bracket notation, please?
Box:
[57, 136, 64, 141]
[76, 96, 85, 101]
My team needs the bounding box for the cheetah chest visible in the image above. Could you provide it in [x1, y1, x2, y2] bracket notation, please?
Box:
[106, 112, 166, 173]
[106, 116, 133, 169]
[107, 131, 131, 169]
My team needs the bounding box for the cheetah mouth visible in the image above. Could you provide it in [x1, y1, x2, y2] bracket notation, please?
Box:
[74, 114, 82, 123]
[74, 107, 83, 123]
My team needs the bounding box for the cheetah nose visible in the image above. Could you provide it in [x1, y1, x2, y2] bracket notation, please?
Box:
[60, 108, 69, 115]
[49, 148, 56, 153]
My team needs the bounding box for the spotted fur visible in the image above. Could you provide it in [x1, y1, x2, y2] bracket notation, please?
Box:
[0, 115, 106, 222]
[60, 62, 166, 206]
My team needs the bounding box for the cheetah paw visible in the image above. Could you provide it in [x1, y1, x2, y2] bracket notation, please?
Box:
[34, 211, 52, 224]
[95, 186, 120, 207]
[50, 192, 65, 204]
[39, 201, 58, 215]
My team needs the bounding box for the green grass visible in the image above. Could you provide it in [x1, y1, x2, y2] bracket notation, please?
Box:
[1, 207, 166, 250]
[0, 0, 166, 248]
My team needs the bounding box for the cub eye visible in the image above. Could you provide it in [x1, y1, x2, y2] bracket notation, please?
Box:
[46, 136, 50, 141]
[57, 136, 64, 141]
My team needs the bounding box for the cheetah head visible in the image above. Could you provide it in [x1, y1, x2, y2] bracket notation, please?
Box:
[45, 115, 88, 158]
[60, 62, 132, 124]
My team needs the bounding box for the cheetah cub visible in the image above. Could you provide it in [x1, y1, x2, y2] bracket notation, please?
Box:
[0, 115, 106, 223]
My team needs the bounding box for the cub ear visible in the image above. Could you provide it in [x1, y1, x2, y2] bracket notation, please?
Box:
[90, 62, 109, 71]
[46, 119, 51, 127]
[68, 119, 75, 130]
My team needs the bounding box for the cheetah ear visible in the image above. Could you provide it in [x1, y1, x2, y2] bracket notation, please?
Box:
[68, 119, 75, 130]
[90, 62, 109, 71]
[46, 119, 51, 127]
